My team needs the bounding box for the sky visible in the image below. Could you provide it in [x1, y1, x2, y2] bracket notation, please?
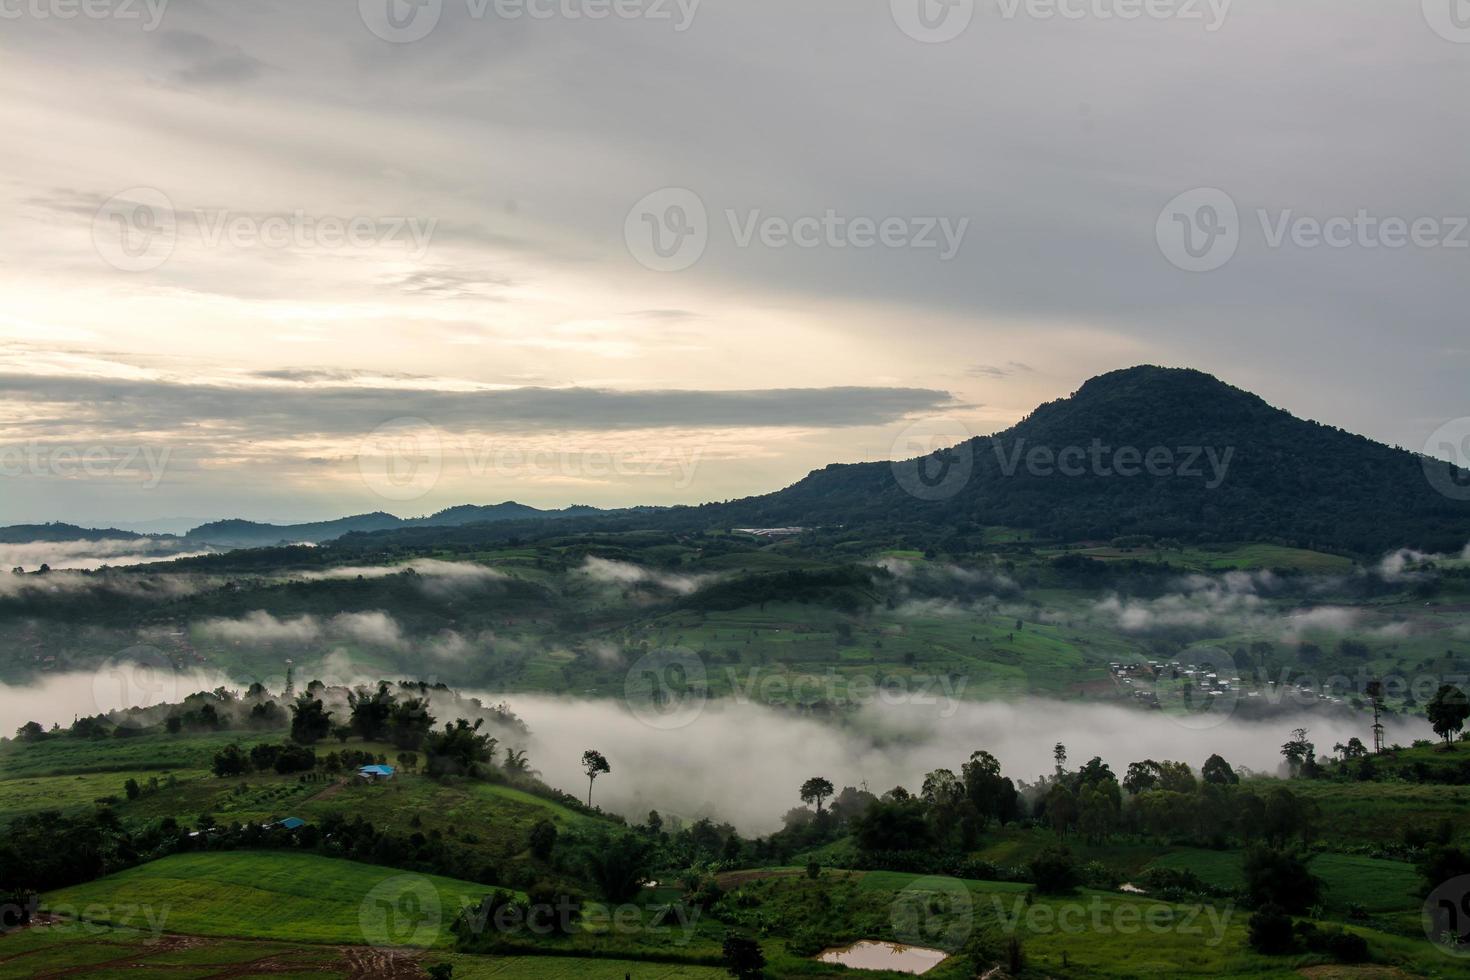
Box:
[1, 0, 1466, 528]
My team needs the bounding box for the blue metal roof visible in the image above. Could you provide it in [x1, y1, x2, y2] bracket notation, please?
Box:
[279, 817, 306, 829]
[359, 764, 396, 775]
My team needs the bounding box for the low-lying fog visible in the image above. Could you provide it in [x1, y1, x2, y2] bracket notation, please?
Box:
[2, 674, 1430, 834]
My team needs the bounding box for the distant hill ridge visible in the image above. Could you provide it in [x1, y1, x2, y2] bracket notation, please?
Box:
[5, 367, 1467, 556]
[690, 365, 1470, 555]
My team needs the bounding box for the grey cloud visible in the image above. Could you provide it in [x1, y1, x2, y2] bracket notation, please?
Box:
[0, 374, 956, 439]
[154, 30, 265, 88]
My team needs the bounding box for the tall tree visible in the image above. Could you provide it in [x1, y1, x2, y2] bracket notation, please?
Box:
[582, 749, 611, 806]
[800, 776, 835, 814]
[1427, 684, 1469, 746]
[288, 693, 332, 745]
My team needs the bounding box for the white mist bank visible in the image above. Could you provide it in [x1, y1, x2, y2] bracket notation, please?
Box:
[0, 676, 1433, 835]
[492, 695, 1433, 833]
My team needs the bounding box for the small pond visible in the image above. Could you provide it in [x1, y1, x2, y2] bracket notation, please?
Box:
[817, 941, 949, 975]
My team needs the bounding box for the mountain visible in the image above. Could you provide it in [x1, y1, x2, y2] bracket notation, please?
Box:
[0, 522, 165, 544]
[181, 502, 608, 547]
[690, 366, 1470, 555]
[6, 368, 1466, 558]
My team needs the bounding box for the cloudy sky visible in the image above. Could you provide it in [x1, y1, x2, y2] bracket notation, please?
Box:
[1, 0, 1465, 528]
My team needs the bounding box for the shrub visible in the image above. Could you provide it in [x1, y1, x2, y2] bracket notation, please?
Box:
[1029, 845, 1079, 895]
[1247, 903, 1295, 955]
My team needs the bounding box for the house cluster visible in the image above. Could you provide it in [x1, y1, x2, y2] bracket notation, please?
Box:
[1109, 660, 1249, 703]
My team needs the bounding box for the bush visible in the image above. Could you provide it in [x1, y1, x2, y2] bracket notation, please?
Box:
[1247, 903, 1295, 955]
[1029, 844, 1079, 895]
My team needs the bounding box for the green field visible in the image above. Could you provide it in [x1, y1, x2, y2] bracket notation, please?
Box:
[43, 852, 492, 947]
[0, 926, 729, 980]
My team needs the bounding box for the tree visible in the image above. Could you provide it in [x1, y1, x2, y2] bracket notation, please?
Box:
[528, 819, 558, 861]
[1247, 903, 1295, 954]
[582, 750, 611, 807]
[799, 776, 835, 814]
[425, 719, 497, 778]
[1427, 684, 1470, 746]
[14, 721, 44, 742]
[961, 750, 1005, 825]
[1201, 754, 1239, 785]
[348, 682, 395, 742]
[1029, 844, 1079, 894]
[388, 694, 434, 750]
[289, 693, 332, 745]
[853, 797, 932, 853]
[1243, 846, 1322, 914]
[721, 934, 766, 979]
[211, 743, 250, 778]
[1280, 729, 1315, 777]
[581, 831, 651, 903]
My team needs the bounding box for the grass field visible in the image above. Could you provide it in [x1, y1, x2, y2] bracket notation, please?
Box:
[0, 769, 209, 822]
[43, 852, 493, 947]
[0, 927, 730, 980]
